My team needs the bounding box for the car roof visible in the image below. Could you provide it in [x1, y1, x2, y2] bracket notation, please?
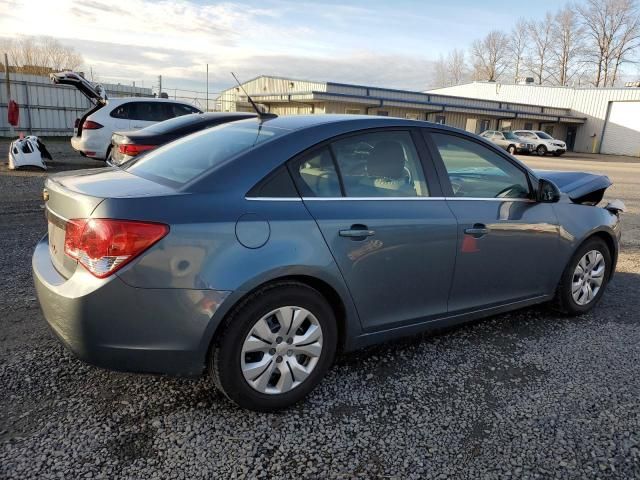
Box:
[247, 114, 466, 134]
[106, 97, 199, 105]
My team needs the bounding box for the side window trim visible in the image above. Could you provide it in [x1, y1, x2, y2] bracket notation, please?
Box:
[421, 128, 535, 199]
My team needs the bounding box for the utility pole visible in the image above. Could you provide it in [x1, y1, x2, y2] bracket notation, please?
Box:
[206, 64, 209, 112]
[4, 53, 14, 136]
[158, 75, 162, 97]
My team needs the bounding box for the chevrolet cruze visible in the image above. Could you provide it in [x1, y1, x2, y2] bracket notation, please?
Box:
[33, 115, 623, 411]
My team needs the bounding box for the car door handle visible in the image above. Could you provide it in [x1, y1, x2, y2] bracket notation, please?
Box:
[464, 224, 489, 238]
[339, 225, 375, 239]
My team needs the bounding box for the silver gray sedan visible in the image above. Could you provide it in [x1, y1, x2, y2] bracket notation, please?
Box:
[33, 115, 623, 411]
[480, 130, 535, 155]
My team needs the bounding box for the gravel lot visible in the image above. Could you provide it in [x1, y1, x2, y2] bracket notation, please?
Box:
[1, 141, 639, 479]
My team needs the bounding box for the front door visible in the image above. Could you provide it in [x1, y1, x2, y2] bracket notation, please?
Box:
[566, 126, 577, 151]
[290, 129, 458, 331]
[426, 131, 562, 313]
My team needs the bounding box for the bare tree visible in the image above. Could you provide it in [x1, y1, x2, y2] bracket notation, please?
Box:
[2, 36, 83, 74]
[551, 6, 586, 85]
[431, 54, 449, 88]
[471, 30, 510, 81]
[527, 13, 555, 84]
[509, 19, 529, 82]
[578, 0, 640, 86]
[447, 48, 468, 85]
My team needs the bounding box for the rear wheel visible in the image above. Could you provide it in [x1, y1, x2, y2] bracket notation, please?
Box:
[553, 237, 611, 315]
[210, 282, 337, 411]
[536, 145, 548, 156]
[507, 145, 517, 155]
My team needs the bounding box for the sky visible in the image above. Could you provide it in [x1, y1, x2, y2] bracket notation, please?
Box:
[0, 0, 600, 95]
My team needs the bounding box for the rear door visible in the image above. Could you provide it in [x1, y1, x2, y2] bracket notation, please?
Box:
[424, 129, 562, 313]
[290, 129, 458, 331]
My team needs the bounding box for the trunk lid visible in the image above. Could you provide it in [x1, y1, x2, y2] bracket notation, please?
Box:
[50, 71, 107, 105]
[44, 169, 176, 278]
[534, 170, 612, 205]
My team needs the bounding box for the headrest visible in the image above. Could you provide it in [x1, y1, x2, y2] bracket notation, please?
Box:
[367, 141, 406, 179]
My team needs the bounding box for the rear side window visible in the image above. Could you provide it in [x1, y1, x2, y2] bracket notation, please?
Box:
[248, 166, 298, 198]
[110, 103, 132, 119]
[130, 102, 168, 121]
[332, 131, 429, 197]
[294, 148, 342, 197]
[124, 121, 284, 186]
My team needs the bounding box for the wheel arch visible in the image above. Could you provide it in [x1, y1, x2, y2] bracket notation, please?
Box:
[204, 273, 355, 370]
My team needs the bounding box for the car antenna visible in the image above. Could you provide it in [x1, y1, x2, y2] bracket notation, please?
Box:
[231, 72, 277, 120]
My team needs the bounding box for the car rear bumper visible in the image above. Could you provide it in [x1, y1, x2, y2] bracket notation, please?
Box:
[32, 235, 230, 376]
[70, 135, 108, 160]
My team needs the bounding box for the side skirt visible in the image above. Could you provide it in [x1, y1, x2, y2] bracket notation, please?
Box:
[345, 294, 553, 351]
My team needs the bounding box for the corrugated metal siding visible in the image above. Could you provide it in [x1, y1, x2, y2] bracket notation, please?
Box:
[0, 73, 152, 136]
[429, 82, 640, 154]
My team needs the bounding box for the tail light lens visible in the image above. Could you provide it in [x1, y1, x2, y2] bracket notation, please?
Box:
[118, 144, 156, 156]
[82, 120, 103, 130]
[64, 219, 169, 278]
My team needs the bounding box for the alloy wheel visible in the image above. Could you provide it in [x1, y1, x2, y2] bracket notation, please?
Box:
[241, 306, 323, 395]
[571, 250, 606, 306]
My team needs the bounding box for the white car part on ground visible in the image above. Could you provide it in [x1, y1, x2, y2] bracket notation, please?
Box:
[8, 136, 49, 170]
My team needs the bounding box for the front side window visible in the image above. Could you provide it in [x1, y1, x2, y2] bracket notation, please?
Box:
[331, 131, 429, 198]
[431, 133, 530, 199]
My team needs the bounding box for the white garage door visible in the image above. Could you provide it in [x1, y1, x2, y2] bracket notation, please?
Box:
[601, 101, 640, 156]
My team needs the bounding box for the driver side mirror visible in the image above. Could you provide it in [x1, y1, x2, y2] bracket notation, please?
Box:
[537, 178, 561, 203]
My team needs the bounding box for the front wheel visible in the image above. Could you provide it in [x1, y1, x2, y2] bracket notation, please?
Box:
[553, 238, 612, 315]
[210, 282, 337, 411]
[537, 145, 548, 156]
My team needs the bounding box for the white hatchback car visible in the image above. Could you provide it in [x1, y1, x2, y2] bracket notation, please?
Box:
[513, 130, 567, 157]
[51, 72, 202, 161]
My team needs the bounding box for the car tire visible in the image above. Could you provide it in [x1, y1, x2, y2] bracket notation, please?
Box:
[553, 237, 612, 315]
[507, 145, 517, 155]
[536, 145, 548, 156]
[209, 281, 337, 412]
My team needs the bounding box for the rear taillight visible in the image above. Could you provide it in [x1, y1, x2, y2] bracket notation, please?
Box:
[64, 219, 169, 278]
[118, 144, 156, 156]
[74, 118, 80, 128]
[82, 120, 103, 130]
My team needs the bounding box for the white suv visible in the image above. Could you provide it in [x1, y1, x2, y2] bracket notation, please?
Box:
[51, 72, 201, 160]
[513, 130, 567, 157]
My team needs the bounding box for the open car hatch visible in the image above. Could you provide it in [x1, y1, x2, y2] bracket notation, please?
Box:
[50, 71, 107, 105]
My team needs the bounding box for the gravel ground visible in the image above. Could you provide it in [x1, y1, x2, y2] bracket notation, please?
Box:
[1, 141, 639, 479]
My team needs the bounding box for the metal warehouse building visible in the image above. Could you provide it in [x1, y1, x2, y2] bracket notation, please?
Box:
[217, 75, 640, 156]
[430, 82, 640, 157]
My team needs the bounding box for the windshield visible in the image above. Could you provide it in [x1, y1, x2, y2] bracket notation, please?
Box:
[143, 113, 204, 134]
[503, 132, 519, 140]
[124, 121, 284, 186]
[535, 131, 553, 139]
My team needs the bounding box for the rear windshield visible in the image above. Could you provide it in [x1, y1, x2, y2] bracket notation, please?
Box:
[124, 121, 285, 186]
[143, 113, 205, 134]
